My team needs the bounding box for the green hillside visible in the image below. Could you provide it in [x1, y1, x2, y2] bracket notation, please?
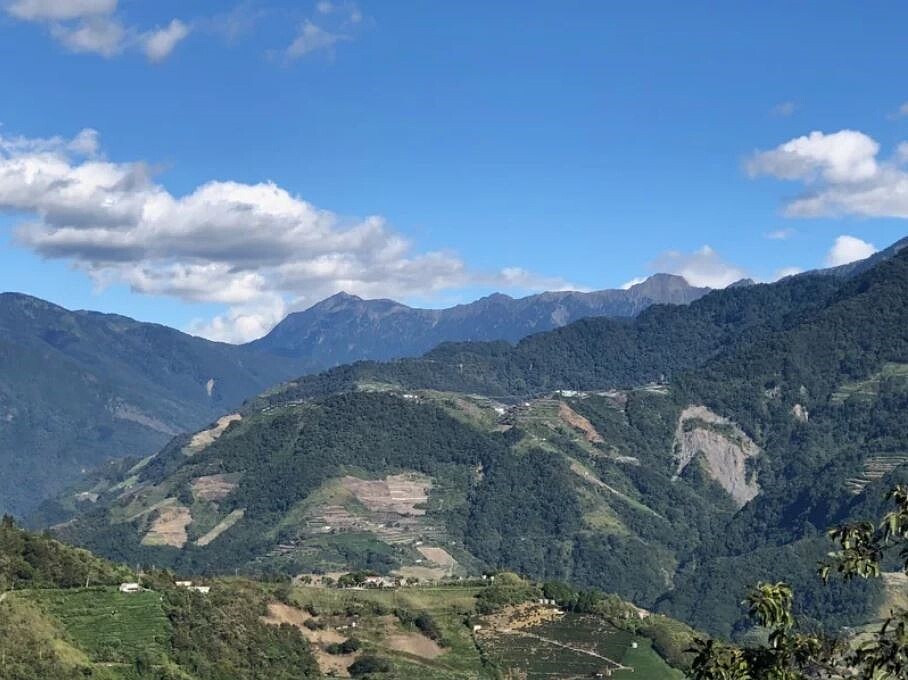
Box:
[0, 520, 692, 679]
[47, 247, 908, 640]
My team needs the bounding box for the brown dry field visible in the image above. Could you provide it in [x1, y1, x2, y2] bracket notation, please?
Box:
[261, 602, 355, 676]
[191, 473, 238, 501]
[385, 632, 444, 659]
[558, 402, 604, 443]
[187, 413, 242, 453]
[141, 503, 192, 547]
[341, 473, 431, 515]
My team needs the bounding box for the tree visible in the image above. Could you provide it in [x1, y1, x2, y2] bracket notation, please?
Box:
[690, 485, 908, 679]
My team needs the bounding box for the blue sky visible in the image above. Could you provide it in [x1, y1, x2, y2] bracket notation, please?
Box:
[1, 1, 907, 341]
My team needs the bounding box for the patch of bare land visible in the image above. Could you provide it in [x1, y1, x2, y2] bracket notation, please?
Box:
[480, 603, 563, 631]
[417, 546, 457, 571]
[191, 473, 239, 502]
[386, 632, 444, 659]
[186, 414, 241, 454]
[393, 565, 450, 582]
[558, 402, 604, 443]
[673, 405, 760, 507]
[261, 603, 354, 676]
[341, 474, 431, 515]
[141, 502, 192, 547]
[195, 509, 245, 546]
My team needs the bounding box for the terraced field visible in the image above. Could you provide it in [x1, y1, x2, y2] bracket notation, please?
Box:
[478, 613, 683, 679]
[25, 587, 170, 663]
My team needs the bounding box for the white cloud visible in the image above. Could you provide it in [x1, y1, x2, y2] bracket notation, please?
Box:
[142, 19, 190, 62]
[888, 102, 908, 120]
[770, 101, 797, 117]
[0, 127, 568, 342]
[765, 228, 796, 240]
[51, 15, 125, 57]
[284, 3, 363, 60]
[648, 245, 748, 288]
[619, 276, 647, 290]
[824, 235, 877, 267]
[5, 0, 187, 61]
[773, 266, 803, 280]
[286, 20, 345, 59]
[747, 129, 908, 218]
[5, 0, 115, 21]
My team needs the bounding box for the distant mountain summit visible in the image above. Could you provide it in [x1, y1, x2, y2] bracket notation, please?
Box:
[247, 273, 710, 368]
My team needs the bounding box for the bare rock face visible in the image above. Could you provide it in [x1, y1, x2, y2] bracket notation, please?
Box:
[673, 405, 760, 507]
[791, 403, 809, 423]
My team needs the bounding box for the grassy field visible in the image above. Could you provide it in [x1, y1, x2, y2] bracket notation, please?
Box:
[25, 587, 170, 663]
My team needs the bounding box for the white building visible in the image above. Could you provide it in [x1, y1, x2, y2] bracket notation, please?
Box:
[119, 582, 141, 593]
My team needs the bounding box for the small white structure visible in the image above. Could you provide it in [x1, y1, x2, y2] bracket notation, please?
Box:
[175, 581, 193, 588]
[119, 582, 141, 594]
[190, 585, 211, 594]
[473, 624, 482, 632]
[631, 641, 639, 649]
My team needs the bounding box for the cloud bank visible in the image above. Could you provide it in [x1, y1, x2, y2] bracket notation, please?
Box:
[0, 128, 572, 342]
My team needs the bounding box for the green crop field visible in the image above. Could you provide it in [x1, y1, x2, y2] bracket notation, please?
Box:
[478, 613, 683, 679]
[25, 587, 171, 663]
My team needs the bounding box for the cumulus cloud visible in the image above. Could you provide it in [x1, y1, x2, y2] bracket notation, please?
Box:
[4, 0, 188, 61]
[648, 246, 748, 288]
[0, 128, 570, 342]
[747, 129, 908, 218]
[824, 235, 877, 267]
[142, 19, 190, 62]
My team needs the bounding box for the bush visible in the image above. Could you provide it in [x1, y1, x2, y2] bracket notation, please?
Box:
[326, 638, 361, 655]
[348, 654, 392, 676]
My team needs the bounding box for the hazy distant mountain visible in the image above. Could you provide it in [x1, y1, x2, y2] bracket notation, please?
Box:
[0, 293, 298, 516]
[247, 273, 710, 368]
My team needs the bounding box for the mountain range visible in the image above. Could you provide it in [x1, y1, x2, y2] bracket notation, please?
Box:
[249, 273, 710, 367]
[42, 236, 908, 641]
[0, 273, 708, 517]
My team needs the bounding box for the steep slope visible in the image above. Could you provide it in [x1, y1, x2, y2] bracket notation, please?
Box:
[0, 293, 298, 516]
[247, 274, 710, 368]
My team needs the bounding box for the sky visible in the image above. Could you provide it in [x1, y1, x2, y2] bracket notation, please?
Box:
[1, 1, 907, 342]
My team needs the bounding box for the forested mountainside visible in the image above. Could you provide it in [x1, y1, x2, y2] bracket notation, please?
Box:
[0, 519, 694, 679]
[0, 275, 705, 519]
[247, 273, 709, 367]
[0, 294, 300, 517]
[47, 245, 908, 639]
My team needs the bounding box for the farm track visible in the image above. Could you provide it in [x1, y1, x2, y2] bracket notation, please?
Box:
[499, 628, 629, 670]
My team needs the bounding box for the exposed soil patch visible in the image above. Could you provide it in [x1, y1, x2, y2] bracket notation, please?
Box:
[187, 414, 241, 454]
[558, 402, 604, 443]
[195, 508, 244, 546]
[141, 503, 192, 547]
[480, 603, 563, 631]
[673, 405, 760, 507]
[341, 474, 431, 515]
[417, 546, 457, 573]
[261, 603, 354, 676]
[191, 473, 239, 502]
[386, 632, 444, 659]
